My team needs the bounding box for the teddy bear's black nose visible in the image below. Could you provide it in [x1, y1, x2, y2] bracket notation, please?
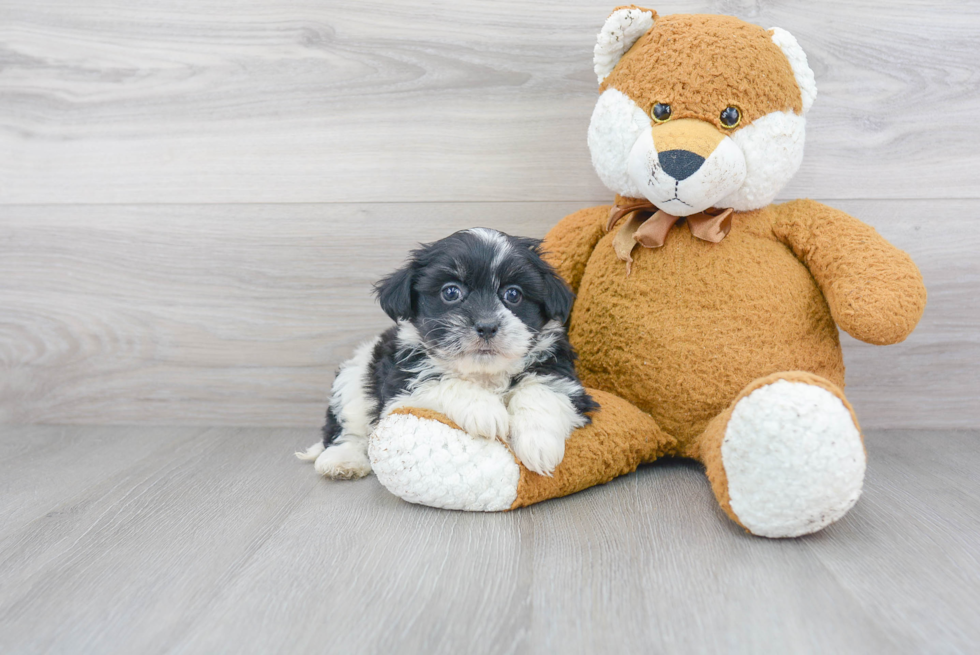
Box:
[659, 149, 705, 181]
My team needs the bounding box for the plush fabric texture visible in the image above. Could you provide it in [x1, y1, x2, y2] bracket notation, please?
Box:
[717, 109, 806, 211]
[536, 196, 922, 534]
[588, 87, 653, 199]
[772, 200, 928, 345]
[539, 204, 610, 294]
[694, 370, 864, 534]
[510, 388, 677, 509]
[552, 200, 859, 442]
[602, 14, 803, 130]
[720, 376, 865, 537]
[768, 27, 817, 114]
[370, 408, 520, 511]
[594, 6, 656, 83]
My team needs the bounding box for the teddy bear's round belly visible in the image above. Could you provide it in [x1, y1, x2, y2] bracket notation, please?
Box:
[569, 224, 844, 445]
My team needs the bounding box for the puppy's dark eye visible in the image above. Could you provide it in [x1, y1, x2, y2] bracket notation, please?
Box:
[441, 284, 462, 303]
[720, 106, 741, 129]
[502, 286, 523, 305]
[651, 103, 672, 123]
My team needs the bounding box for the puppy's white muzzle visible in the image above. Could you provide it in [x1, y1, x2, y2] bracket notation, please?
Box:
[626, 128, 746, 216]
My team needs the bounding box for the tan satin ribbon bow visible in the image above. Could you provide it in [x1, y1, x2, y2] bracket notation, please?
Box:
[606, 199, 734, 274]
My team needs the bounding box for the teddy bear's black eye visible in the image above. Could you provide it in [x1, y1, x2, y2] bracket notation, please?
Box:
[720, 106, 741, 128]
[651, 103, 672, 123]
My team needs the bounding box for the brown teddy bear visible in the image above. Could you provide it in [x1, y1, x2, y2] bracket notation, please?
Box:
[368, 7, 926, 538]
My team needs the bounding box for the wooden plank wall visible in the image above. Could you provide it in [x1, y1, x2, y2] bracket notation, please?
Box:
[1, 1, 977, 428]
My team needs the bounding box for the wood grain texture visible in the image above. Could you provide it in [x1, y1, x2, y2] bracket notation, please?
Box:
[1, 0, 979, 204]
[0, 425, 209, 534]
[0, 426, 977, 654]
[0, 426, 319, 654]
[2, 199, 976, 428]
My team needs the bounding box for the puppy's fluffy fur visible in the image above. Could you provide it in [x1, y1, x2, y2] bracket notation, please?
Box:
[297, 228, 598, 478]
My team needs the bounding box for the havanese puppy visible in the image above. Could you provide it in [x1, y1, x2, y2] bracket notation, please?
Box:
[296, 228, 598, 479]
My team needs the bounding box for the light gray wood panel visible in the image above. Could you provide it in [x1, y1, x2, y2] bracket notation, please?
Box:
[0, 426, 977, 653]
[522, 460, 904, 654]
[1, 0, 978, 204]
[808, 430, 980, 652]
[0, 426, 318, 654]
[1, 199, 976, 428]
[177, 479, 534, 655]
[0, 425, 207, 534]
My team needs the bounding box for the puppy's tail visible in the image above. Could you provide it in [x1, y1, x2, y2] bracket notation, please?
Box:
[295, 442, 326, 462]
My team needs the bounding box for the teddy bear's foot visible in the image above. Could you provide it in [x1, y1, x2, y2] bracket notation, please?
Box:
[705, 372, 866, 538]
[369, 409, 521, 511]
[370, 391, 675, 511]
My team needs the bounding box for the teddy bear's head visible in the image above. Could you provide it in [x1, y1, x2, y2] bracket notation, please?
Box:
[589, 7, 816, 216]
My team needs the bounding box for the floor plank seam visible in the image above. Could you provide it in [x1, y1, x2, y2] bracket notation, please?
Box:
[162, 474, 321, 654]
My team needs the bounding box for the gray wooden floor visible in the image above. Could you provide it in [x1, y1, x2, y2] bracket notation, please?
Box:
[1, 426, 977, 654]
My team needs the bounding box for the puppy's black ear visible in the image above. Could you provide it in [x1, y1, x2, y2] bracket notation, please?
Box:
[511, 236, 575, 324]
[374, 264, 415, 321]
[541, 268, 575, 324]
[511, 236, 544, 253]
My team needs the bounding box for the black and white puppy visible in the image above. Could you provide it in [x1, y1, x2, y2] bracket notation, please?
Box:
[296, 228, 598, 478]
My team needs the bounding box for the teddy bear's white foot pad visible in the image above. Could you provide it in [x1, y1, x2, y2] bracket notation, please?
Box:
[722, 380, 866, 538]
[369, 413, 520, 511]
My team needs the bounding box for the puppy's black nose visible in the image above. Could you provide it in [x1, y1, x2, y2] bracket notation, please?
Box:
[659, 149, 705, 181]
[474, 321, 499, 339]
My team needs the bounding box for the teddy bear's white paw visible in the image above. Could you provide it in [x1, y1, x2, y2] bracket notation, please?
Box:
[445, 396, 510, 443]
[369, 412, 519, 511]
[508, 416, 566, 477]
[722, 380, 866, 538]
[313, 441, 372, 480]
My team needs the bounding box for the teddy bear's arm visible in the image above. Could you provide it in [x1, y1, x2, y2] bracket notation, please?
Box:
[541, 205, 611, 293]
[772, 199, 927, 345]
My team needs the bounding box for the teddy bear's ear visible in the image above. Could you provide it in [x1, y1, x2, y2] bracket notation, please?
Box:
[768, 27, 817, 114]
[593, 6, 657, 84]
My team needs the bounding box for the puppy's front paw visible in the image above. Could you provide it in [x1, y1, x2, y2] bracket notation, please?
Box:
[509, 418, 567, 477]
[314, 441, 372, 480]
[448, 398, 510, 442]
